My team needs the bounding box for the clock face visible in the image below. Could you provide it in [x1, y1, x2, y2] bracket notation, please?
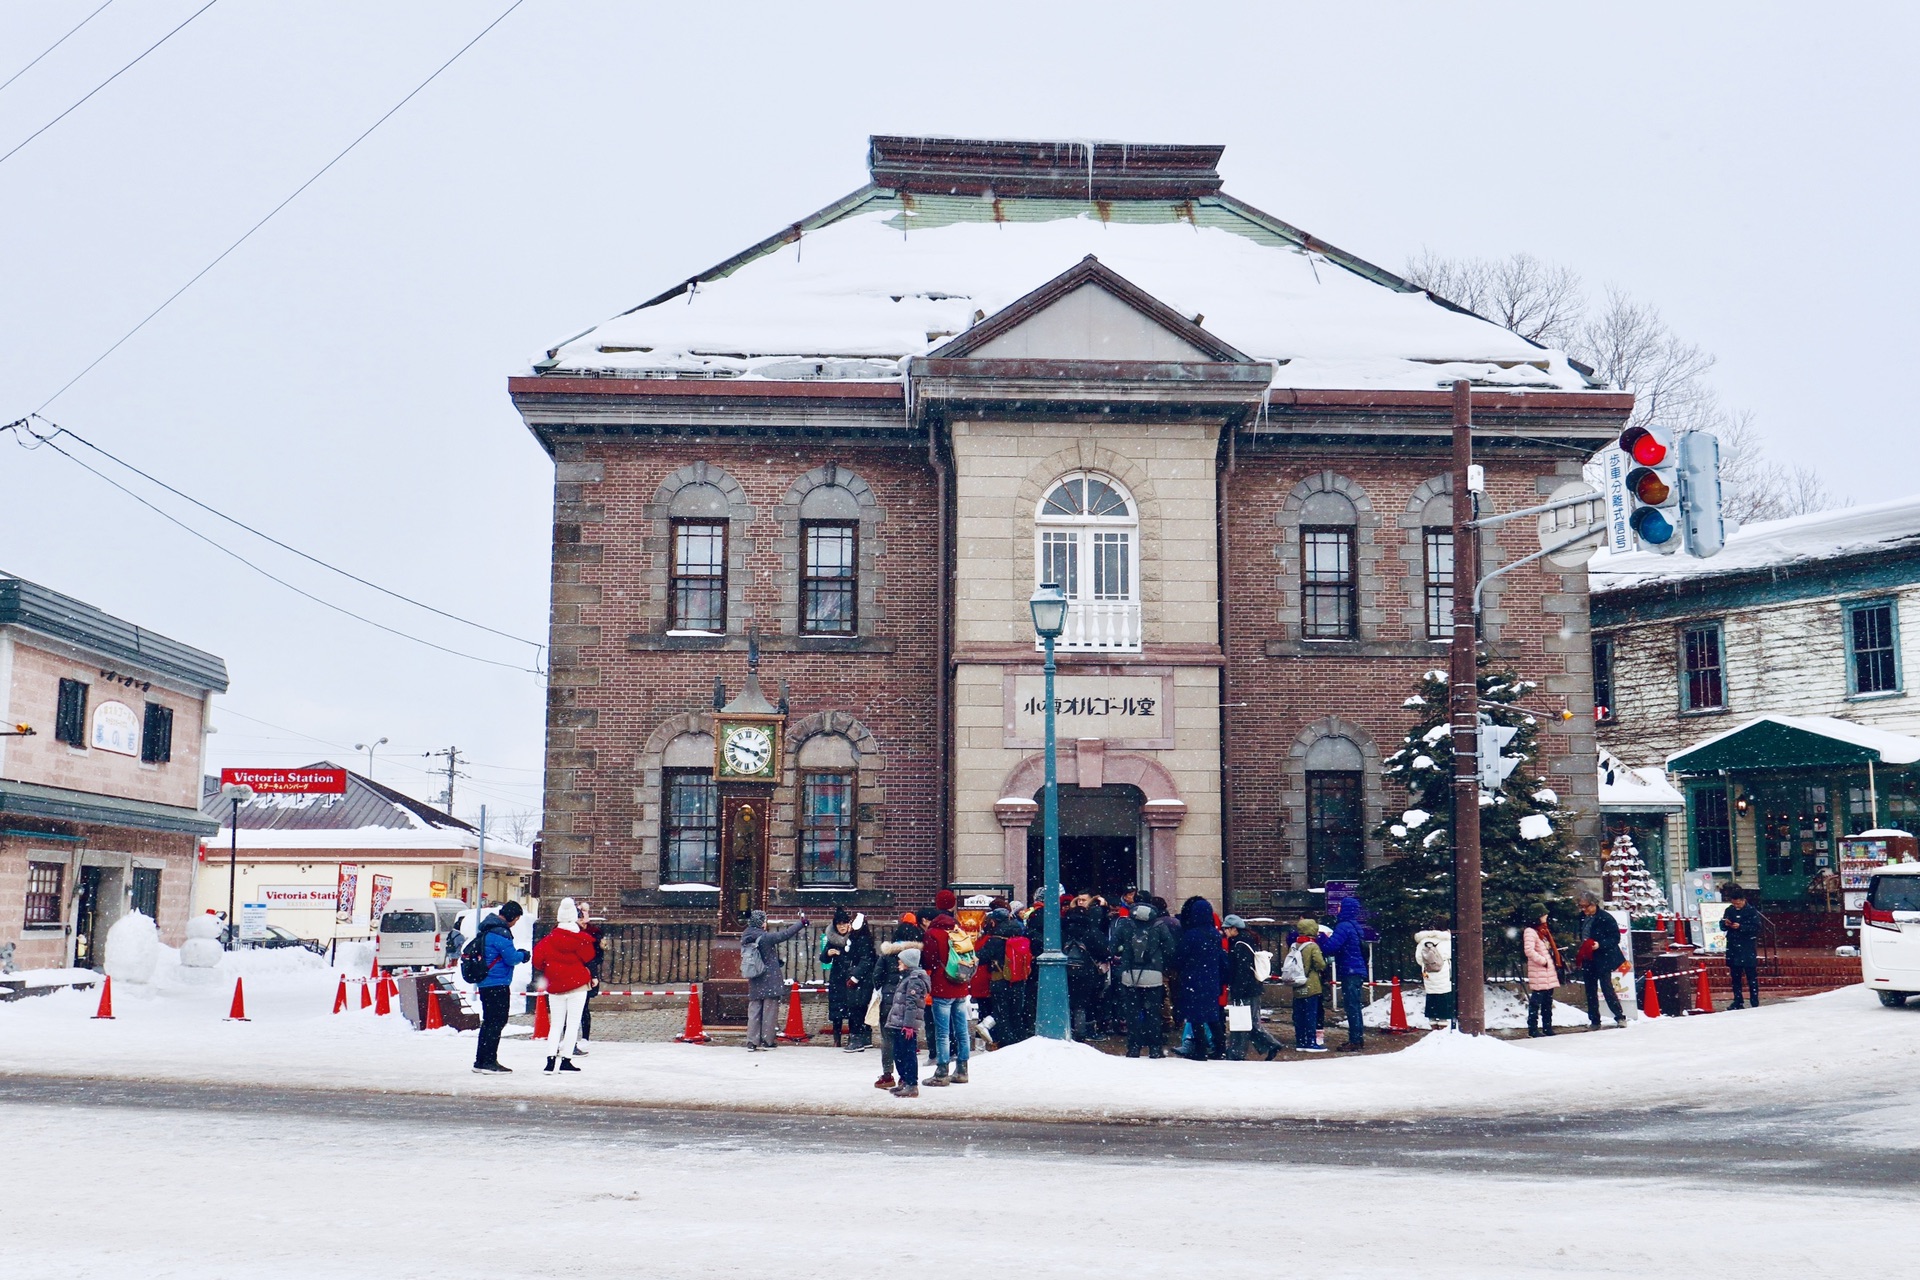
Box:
[722, 725, 775, 776]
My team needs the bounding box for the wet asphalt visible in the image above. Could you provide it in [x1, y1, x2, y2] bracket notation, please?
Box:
[2, 1073, 1911, 1191]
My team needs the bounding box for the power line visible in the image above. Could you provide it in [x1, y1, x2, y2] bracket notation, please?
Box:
[0, 0, 216, 168]
[0, 0, 117, 96]
[2, 422, 542, 673]
[26, 415, 542, 651]
[31, 0, 528, 413]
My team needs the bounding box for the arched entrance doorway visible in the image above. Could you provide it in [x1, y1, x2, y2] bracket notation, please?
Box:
[1026, 784, 1144, 898]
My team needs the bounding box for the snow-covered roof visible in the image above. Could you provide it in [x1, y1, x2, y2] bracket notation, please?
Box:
[201, 762, 473, 833]
[1668, 714, 1920, 770]
[204, 825, 532, 866]
[1597, 747, 1685, 810]
[1592, 493, 1920, 592]
[529, 139, 1604, 396]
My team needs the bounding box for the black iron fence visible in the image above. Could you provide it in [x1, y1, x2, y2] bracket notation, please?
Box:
[533, 922, 712, 987]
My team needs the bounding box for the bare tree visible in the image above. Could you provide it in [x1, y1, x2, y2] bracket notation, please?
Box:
[469, 807, 538, 844]
[1407, 250, 1842, 520]
[1405, 250, 1584, 347]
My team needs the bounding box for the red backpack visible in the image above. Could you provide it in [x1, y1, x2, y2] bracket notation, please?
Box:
[1002, 935, 1033, 983]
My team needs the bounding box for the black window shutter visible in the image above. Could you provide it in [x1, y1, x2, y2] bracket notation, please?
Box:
[56, 679, 89, 745]
[142, 703, 174, 763]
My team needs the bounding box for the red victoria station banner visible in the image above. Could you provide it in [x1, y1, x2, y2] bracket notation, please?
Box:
[219, 766, 348, 795]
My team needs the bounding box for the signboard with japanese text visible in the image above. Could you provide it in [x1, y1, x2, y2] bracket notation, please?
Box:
[1005, 673, 1173, 748]
[220, 766, 349, 795]
[335, 864, 359, 922]
[91, 700, 141, 756]
[370, 875, 394, 923]
[238, 902, 269, 941]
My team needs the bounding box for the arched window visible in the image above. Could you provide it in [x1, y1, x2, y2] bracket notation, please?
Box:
[660, 732, 718, 887]
[796, 734, 857, 887]
[1299, 489, 1358, 640]
[1304, 735, 1365, 886]
[1035, 473, 1139, 651]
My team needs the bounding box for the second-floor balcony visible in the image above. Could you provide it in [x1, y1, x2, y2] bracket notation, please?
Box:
[1040, 599, 1142, 652]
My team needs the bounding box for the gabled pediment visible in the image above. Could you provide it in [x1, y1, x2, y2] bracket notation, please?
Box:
[930, 256, 1249, 364]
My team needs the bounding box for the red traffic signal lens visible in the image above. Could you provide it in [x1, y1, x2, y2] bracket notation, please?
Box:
[1620, 426, 1668, 467]
[1630, 471, 1671, 505]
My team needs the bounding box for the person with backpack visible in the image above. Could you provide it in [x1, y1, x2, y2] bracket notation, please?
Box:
[530, 897, 597, 1073]
[920, 892, 974, 1085]
[1110, 898, 1175, 1057]
[1523, 905, 1566, 1037]
[1320, 896, 1369, 1052]
[1174, 897, 1227, 1061]
[1224, 916, 1282, 1061]
[740, 909, 809, 1051]
[467, 900, 527, 1074]
[1062, 894, 1112, 1042]
[1282, 918, 1329, 1052]
[885, 945, 931, 1098]
[869, 915, 923, 1089]
[978, 907, 1033, 1046]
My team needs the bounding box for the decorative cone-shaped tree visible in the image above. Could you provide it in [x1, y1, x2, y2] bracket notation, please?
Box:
[1603, 833, 1668, 923]
[1357, 662, 1582, 975]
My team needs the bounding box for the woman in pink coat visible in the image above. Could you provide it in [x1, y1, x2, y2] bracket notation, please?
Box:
[1523, 906, 1565, 1037]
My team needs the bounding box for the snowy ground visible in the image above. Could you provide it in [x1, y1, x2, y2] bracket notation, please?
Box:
[4, 947, 1919, 1132]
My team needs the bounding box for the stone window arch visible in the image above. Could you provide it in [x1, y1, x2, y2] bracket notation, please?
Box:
[641, 464, 753, 635]
[772, 712, 886, 896]
[774, 464, 884, 639]
[1275, 472, 1382, 643]
[635, 712, 717, 891]
[1013, 443, 1160, 646]
[1399, 475, 1456, 643]
[1280, 717, 1384, 889]
[1034, 471, 1140, 651]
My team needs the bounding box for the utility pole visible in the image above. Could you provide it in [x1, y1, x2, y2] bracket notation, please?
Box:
[1450, 380, 1485, 1036]
[425, 746, 465, 815]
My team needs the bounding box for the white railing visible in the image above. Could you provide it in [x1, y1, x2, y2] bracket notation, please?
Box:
[1043, 599, 1141, 652]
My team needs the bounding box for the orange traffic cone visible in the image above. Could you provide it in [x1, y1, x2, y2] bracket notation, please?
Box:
[778, 981, 811, 1043]
[226, 977, 249, 1022]
[532, 991, 551, 1039]
[332, 975, 349, 1014]
[92, 975, 114, 1020]
[423, 985, 444, 1030]
[1387, 976, 1410, 1034]
[373, 975, 392, 1017]
[1641, 971, 1661, 1018]
[360, 978, 373, 1010]
[1695, 965, 1715, 1014]
[673, 987, 711, 1044]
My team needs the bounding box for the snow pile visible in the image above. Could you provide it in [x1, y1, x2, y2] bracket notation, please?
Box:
[103, 911, 159, 984]
[1592, 491, 1920, 590]
[1362, 984, 1572, 1031]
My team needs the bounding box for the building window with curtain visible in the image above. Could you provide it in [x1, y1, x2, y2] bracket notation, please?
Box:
[25, 861, 64, 926]
[661, 770, 719, 886]
[1302, 528, 1356, 639]
[1306, 771, 1365, 885]
[1692, 787, 1732, 868]
[1681, 622, 1725, 712]
[1423, 527, 1454, 640]
[669, 520, 727, 633]
[801, 521, 857, 635]
[1034, 472, 1139, 651]
[1846, 598, 1900, 696]
[799, 773, 855, 886]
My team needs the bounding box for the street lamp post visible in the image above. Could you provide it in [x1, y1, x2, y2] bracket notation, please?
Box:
[218, 782, 256, 949]
[1028, 582, 1070, 1040]
[354, 737, 388, 780]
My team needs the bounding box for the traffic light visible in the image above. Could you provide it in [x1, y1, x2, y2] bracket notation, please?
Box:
[1676, 430, 1724, 559]
[1618, 425, 1679, 555]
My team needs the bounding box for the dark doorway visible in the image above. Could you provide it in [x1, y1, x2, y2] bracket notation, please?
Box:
[74, 865, 103, 968]
[1027, 784, 1144, 900]
[131, 867, 161, 921]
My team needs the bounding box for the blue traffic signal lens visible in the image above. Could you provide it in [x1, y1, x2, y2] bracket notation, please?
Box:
[1630, 508, 1675, 544]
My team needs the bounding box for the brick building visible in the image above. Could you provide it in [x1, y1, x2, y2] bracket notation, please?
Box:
[511, 137, 1626, 923]
[0, 577, 226, 970]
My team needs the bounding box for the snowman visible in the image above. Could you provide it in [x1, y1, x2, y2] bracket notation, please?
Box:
[179, 909, 226, 971]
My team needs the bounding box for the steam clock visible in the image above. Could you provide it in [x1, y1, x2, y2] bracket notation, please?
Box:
[702, 643, 786, 1022]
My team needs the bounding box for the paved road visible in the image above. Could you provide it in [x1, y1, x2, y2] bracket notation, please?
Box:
[2, 1073, 1908, 1189]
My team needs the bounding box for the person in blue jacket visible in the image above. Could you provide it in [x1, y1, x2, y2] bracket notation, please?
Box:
[1174, 897, 1227, 1061]
[473, 900, 528, 1074]
[1320, 896, 1369, 1051]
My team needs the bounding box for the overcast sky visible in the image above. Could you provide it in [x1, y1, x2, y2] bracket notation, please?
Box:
[2, 1, 1913, 823]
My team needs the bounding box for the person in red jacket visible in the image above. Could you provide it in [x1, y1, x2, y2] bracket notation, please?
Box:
[920, 889, 972, 1086]
[530, 897, 596, 1073]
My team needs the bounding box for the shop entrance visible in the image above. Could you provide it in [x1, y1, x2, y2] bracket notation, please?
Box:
[1027, 784, 1145, 899]
[1754, 781, 1829, 903]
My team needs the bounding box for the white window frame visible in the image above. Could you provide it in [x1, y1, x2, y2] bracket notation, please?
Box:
[1034, 472, 1140, 651]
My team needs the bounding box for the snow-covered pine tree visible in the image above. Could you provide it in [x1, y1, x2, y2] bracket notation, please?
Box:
[1602, 833, 1668, 922]
[1357, 662, 1583, 975]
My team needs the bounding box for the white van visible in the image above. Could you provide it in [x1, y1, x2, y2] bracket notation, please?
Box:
[377, 898, 464, 971]
[1861, 864, 1920, 1006]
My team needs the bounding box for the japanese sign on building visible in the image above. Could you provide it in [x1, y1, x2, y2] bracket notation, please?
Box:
[91, 700, 141, 756]
[1007, 674, 1172, 746]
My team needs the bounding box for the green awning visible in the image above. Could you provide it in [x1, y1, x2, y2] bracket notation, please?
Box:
[0, 779, 219, 836]
[1667, 714, 1920, 777]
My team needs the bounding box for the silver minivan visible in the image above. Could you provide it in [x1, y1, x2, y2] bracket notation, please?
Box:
[377, 898, 464, 971]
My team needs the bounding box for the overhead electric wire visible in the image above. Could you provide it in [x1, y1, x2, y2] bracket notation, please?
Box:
[25, 414, 542, 652]
[213, 710, 536, 809]
[2, 422, 541, 674]
[0, 0, 216, 168]
[30, 0, 528, 413]
[0, 0, 117, 96]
